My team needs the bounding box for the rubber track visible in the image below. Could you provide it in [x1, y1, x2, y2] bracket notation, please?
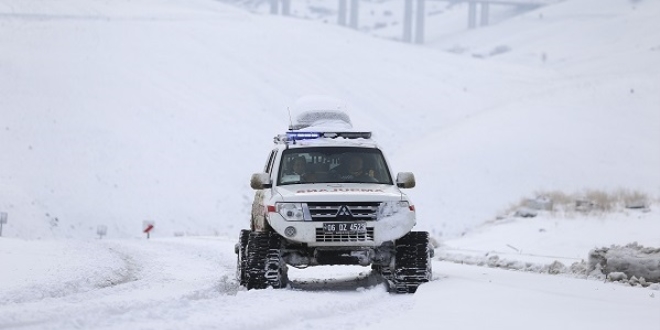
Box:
[388, 231, 432, 293]
[245, 232, 287, 290]
[237, 229, 250, 286]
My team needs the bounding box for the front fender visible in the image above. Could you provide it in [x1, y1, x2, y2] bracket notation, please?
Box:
[250, 190, 268, 231]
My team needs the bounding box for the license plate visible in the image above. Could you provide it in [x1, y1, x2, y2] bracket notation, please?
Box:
[323, 222, 367, 234]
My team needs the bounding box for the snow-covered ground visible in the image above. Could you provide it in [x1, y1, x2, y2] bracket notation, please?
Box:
[1, 211, 658, 329]
[1, 0, 659, 328]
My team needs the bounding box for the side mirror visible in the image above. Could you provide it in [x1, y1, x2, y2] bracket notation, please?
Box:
[250, 172, 272, 190]
[396, 172, 415, 189]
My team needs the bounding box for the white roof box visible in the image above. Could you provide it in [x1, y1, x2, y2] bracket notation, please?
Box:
[289, 95, 353, 131]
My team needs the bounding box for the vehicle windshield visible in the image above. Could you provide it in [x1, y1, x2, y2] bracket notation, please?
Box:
[277, 147, 393, 185]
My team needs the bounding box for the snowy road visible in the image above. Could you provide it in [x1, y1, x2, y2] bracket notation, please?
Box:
[1, 237, 657, 330]
[1, 0, 659, 329]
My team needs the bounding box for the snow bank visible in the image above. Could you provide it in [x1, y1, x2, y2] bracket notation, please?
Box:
[0, 238, 131, 304]
[436, 250, 587, 276]
[588, 243, 660, 285]
[438, 201, 660, 289]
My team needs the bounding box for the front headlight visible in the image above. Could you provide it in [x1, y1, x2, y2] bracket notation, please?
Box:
[276, 203, 312, 221]
[378, 201, 411, 218]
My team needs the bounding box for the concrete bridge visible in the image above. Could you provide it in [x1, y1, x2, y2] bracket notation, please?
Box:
[401, 0, 561, 43]
[267, 0, 560, 44]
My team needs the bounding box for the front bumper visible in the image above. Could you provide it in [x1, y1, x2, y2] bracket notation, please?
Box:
[268, 211, 416, 247]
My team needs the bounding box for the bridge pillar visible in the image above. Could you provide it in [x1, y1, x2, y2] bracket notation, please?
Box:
[403, 0, 426, 44]
[403, 0, 414, 43]
[349, 0, 359, 29]
[338, 0, 347, 26]
[270, 0, 279, 15]
[468, 2, 477, 29]
[269, 0, 290, 16]
[480, 2, 489, 26]
[337, 0, 359, 29]
[415, 0, 426, 44]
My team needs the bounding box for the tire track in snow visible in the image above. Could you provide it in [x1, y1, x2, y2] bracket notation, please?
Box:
[0, 237, 437, 330]
[0, 240, 131, 305]
[0, 237, 235, 329]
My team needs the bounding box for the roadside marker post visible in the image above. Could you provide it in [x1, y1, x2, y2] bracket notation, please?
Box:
[0, 212, 7, 237]
[143, 221, 154, 239]
[97, 225, 107, 239]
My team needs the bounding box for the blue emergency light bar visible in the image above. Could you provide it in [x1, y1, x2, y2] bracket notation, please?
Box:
[286, 132, 322, 140]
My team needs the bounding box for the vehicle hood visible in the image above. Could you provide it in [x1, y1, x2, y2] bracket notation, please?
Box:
[273, 183, 405, 203]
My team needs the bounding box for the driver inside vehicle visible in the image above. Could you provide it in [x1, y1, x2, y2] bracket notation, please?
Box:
[284, 156, 316, 183]
[334, 154, 376, 182]
[291, 156, 306, 176]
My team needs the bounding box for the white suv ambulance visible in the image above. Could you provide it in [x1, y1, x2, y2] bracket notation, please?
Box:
[235, 98, 432, 293]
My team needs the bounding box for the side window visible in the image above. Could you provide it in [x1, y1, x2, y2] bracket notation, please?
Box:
[264, 149, 277, 173]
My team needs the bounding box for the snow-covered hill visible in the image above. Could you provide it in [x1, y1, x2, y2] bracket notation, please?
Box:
[0, 0, 658, 242]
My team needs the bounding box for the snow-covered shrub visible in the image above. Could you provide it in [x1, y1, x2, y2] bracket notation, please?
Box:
[618, 190, 650, 209]
[513, 207, 538, 218]
[543, 260, 567, 275]
[489, 45, 511, 56]
[508, 189, 652, 218]
[581, 190, 616, 212]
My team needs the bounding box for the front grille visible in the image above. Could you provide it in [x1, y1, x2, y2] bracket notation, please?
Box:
[307, 202, 380, 221]
[315, 227, 375, 242]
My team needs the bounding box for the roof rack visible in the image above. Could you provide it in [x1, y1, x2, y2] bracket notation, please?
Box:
[276, 104, 372, 144]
